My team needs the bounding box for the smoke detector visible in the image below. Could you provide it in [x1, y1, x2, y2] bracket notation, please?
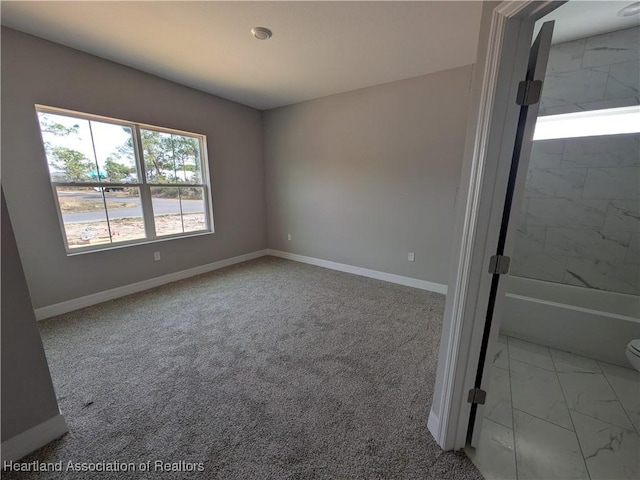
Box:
[251, 27, 273, 40]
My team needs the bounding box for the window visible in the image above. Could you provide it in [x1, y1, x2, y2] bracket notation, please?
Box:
[533, 105, 640, 140]
[36, 106, 213, 252]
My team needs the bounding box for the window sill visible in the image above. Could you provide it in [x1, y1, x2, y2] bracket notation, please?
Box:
[65, 230, 215, 256]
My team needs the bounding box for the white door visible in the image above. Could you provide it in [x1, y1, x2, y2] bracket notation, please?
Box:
[467, 20, 555, 447]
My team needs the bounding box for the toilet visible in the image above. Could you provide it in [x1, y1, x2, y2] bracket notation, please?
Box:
[626, 340, 640, 372]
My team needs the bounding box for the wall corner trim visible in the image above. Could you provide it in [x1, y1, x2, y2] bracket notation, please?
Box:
[266, 249, 448, 294]
[1, 414, 68, 462]
[427, 409, 441, 441]
[34, 249, 269, 320]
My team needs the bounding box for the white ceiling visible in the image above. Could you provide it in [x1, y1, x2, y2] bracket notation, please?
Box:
[0, 1, 483, 110]
[3, 1, 638, 111]
[538, 1, 640, 44]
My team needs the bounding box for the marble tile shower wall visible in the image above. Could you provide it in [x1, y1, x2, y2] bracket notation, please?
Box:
[511, 27, 640, 295]
[538, 26, 639, 115]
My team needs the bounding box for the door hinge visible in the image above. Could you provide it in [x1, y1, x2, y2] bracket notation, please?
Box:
[467, 388, 487, 405]
[489, 254, 511, 275]
[516, 79, 543, 106]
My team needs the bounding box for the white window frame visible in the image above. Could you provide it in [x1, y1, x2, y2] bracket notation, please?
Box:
[35, 105, 215, 254]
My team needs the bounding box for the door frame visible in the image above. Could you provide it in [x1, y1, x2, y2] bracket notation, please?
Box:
[428, 0, 565, 451]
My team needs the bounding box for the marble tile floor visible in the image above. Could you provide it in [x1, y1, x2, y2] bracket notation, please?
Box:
[466, 335, 640, 480]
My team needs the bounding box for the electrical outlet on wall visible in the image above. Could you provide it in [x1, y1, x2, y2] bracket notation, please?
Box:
[154, 251, 161, 261]
[408, 252, 415, 262]
[287, 234, 292, 241]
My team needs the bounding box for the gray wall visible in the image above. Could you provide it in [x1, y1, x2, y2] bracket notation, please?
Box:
[1, 28, 266, 309]
[512, 27, 640, 295]
[1, 190, 62, 442]
[264, 66, 474, 285]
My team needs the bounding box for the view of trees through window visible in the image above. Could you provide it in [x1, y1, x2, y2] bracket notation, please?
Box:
[37, 108, 210, 250]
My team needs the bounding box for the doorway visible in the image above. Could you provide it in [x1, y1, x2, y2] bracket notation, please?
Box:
[428, 0, 564, 453]
[465, 2, 640, 479]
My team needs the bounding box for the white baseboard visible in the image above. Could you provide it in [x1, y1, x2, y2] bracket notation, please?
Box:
[266, 249, 447, 294]
[35, 249, 269, 320]
[427, 409, 441, 442]
[1, 414, 68, 462]
[35, 248, 446, 320]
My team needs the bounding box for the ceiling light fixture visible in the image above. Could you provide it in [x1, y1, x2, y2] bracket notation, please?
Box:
[618, 2, 640, 16]
[251, 27, 272, 40]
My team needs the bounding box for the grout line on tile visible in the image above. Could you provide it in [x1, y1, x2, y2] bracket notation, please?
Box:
[506, 336, 519, 480]
[578, 38, 586, 71]
[550, 349, 593, 480]
[596, 360, 639, 436]
[508, 356, 556, 372]
[592, 355, 604, 374]
[549, 347, 603, 374]
[487, 414, 514, 431]
[509, 357, 555, 373]
[511, 407, 577, 434]
[507, 338, 556, 372]
[568, 408, 638, 434]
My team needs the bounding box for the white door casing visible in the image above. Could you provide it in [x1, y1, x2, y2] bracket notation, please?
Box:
[428, 0, 564, 451]
[468, 19, 555, 447]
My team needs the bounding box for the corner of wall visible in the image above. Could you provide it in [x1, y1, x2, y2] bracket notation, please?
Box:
[1, 414, 68, 463]
[1, 189, 64, 457]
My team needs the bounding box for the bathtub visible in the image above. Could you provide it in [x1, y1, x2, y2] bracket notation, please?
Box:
[501, 276, 640, 367]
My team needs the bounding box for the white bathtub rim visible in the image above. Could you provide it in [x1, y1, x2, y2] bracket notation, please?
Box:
[505, 292, 640, 324]
[506, 275, 639, 318]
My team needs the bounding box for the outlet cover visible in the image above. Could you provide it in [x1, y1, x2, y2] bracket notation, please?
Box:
[154, 251, 161, 261]
[287, 234, 292, 241]
[408, 252, 415, 262]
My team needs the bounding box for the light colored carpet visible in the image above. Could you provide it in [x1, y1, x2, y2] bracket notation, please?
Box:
[6, 256, 482, 479]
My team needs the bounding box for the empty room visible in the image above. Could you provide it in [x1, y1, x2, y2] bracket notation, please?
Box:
[2, 1, 639, 479]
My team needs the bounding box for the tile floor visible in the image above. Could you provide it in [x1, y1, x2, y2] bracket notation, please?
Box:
[466, 335, 640, 480]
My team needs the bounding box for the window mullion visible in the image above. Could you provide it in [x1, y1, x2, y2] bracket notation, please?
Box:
[134, 125, 156, 239]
